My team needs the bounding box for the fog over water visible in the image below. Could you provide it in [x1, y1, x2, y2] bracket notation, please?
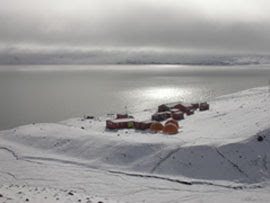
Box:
[0, 64, 270, 130]
[1, 0, 270, 63]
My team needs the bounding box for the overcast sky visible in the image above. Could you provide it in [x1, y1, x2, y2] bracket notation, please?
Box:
[1, 0, 270, 60]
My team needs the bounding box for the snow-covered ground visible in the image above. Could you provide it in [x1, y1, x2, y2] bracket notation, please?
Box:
[1, 86, 270, 203]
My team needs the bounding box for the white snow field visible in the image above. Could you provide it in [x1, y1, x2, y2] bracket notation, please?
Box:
[1, 86, 270, 203]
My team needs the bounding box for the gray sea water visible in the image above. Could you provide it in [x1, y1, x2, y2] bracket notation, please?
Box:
[0, 64, 270, 130]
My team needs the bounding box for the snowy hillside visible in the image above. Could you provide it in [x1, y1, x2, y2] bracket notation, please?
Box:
[1, 86, 270, 202]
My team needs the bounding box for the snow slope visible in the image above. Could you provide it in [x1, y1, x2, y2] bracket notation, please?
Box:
[1, 86, 270, 202]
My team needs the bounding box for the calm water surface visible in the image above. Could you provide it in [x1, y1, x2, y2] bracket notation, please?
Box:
[0, 64, 270, 130]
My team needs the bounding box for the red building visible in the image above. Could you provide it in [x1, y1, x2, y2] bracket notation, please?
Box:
[186, 109, 195, 116]
[134, 120, 153, 130]
[191, 103, 199, 109]
[106, 119, 135, 129]
[116, 114, 129, 119]
[158, 104, 170, 112]
[171, 111, 184, 120]
[152, 111, 171, 121]
[199, 102, 210, 111]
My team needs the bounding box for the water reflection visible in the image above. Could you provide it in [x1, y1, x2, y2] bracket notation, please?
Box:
[132, 86, 191, 101]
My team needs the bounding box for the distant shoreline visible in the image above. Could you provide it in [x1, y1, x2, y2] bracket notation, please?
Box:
[0, 62, 268, 66]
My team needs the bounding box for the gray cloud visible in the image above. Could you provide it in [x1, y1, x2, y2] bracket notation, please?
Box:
[0, 0, 270, 63]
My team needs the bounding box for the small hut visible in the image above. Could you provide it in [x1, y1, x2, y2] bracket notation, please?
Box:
[199, 102, 210, 111]
[158, 104, 170, 112]
[171, 111, 184, 120]
[191, 103, 199, 109]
